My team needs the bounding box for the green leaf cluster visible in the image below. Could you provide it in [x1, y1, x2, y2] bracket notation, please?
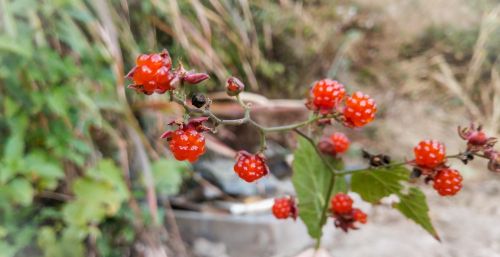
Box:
[292, 137, 439, 245]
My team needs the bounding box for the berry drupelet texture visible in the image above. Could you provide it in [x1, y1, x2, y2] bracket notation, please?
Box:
[233, 151, 269, 182]
[168, 128, 205, 162]
[331, 193, 353, 214]
[127, 51, 177, 95]
[272, 197, 297, 220]
[309, 79, 346, 114]
[414, 140, 446, 169]
[343, 91, 377, 127]
[433, 168, 463, 196]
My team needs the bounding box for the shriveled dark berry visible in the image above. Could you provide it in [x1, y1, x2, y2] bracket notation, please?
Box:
[191, 93, 207, 108]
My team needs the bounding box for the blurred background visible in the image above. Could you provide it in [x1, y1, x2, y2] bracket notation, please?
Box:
[0, 0, 499, 256]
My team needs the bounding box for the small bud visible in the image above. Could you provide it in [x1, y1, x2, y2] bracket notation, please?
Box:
[226, 77, 245, 96]
[469, 132, 487, 145]
[191, 93, 207, 108]
[184, 72, 210, 84]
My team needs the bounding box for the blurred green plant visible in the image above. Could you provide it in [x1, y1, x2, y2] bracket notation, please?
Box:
[0, 0, 175, 255]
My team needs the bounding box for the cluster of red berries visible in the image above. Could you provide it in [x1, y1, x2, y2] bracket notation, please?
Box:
[308, 79, 377, 128]
[318, 132, 350, 156]
[330, 193, 367, 232]
[271, 196, 298, 220]
[412, 140, 463, 196]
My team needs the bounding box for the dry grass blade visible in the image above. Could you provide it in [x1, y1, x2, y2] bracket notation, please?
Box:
[190, 0, 212, 40]
[490, 60, 500, 135]
[431, 55, 482, 118]
[465, 5, 500, 91]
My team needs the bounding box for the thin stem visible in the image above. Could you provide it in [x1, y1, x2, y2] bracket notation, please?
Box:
[172, 93, 327, 133]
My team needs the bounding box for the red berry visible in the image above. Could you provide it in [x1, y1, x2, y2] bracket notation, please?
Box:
[318, 132, 350, 156]
[433, 168, 463, 196]
[414, 140, 446, 169]
[310, 79, 346, 114]
[168, 128, 205, 162]
[331, 193, 353, 214]
[272, 197, 297, 220]
[128, 51, 175, 94]
[233, 152, 269, 182]
[352, 208, 367, 224]
[343, 91, 377, 127]
[330, 133, 350, 154]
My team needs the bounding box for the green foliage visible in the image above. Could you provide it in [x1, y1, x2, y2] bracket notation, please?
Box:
[38, 227, 85, 257]
[0, 1, 136, 255]
[292, 137, 343, 239]
[351, 166, 439, 239]
[152, 159, 191, 196]
[63, 160, 129, 229]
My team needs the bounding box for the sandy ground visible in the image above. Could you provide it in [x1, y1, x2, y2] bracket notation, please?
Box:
[324, 177, 500, 257]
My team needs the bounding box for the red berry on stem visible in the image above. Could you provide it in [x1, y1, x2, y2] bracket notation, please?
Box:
[168, 128, 206, 162]
[433, 168, 463, 196]
[330, 133, 350, 154]
[127, 51, 176, 94]
[414, 140, 446, 169]
[343, 91, 377, 127]
[272, 197, 297, 220]
[233, 151, 269, 182]
[352, 208, 367, 224]
[309, 79, 345, 114]
[331, 193, 353, 214]
[318, 132, 350, 156]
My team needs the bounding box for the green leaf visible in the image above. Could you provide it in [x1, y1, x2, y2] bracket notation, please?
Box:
[333, 175, 348, 194]
[0, 241, 16, 257]
[7, 178, 34, 206]
[351, 166, 408, 203]
[292, 137, 340, 239]
[3, 134, 25, 163]
[395, 187, 440, 240]
[25, 152, 64, 179]
[351, 165, 439, 239]
[152, 159, 190, 196]
[38, 227, 84, 257]
[63, 160, 129, 227]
